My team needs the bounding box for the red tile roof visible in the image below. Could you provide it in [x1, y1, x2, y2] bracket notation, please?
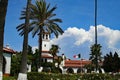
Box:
[64, 60, 91, 68]
[3, 47, 15, 54]
[41, 53, 53, 59]
[42, 51, 50, 53]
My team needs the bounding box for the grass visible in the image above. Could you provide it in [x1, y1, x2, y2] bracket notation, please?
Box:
[3, 76, 16, 80]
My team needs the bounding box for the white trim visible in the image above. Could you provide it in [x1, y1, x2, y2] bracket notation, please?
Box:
[17, 73, 27, 80]
[0, 71, 2, 80]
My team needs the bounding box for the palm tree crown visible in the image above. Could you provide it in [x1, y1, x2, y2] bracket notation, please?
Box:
[30, 0, 63, 37]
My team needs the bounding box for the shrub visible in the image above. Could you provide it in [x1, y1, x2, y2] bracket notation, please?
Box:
[27, 72, 118, 80]
[3, 76, 16, 80]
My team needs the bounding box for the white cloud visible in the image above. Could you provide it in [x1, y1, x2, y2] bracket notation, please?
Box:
[51, 25, 120, 59]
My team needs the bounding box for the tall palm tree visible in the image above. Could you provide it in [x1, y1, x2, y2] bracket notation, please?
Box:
[89, 0, 101, 72]
[50, 45, 59, 63]
[30, 0, 63, 68]
[17, 0, 31, 79]
[0, 0, 8, 79]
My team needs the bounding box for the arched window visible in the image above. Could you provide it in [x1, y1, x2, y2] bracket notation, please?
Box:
[66, 68, 74, 73]
[46, 34, 48, 39]
[77, 68, 83, 73]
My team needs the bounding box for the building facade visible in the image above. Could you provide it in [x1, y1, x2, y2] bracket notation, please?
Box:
[41, 32, 53, 63]
[3, 47, 15, 76]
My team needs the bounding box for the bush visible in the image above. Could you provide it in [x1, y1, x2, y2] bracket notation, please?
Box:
[3, 76, 16, 80]
[28, 72, 116, 80]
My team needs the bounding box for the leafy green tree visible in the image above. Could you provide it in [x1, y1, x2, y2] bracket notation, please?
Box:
[89, 44, 102, 72]
[50, 45, 59, 63]
[0, 0, 8, 77]
[29, 0, 63, 67]
[103, 52, 113, 72]
[31, 49, 39, 72]
[11, 52, 21, 76]
[103, 52, 120, 72]
[27, 45, 33, 65]
[113, 52, 120, 72]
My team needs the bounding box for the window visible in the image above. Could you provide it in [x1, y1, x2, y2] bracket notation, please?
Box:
[45, 59, 47, 62]
[46, 34, 48, 39]
[44, 44, 46, 47]
[43, 34, 44, 39]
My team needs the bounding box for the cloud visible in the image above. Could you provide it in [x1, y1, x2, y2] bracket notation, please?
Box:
[51, 25, 120, 59]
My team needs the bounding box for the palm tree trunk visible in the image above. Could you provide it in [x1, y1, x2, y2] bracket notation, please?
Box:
[94, 0, 98, 72]
[20, 0, 31, 73]
[0, 0, 8, 79]
[18, 0, 31, 80]
[38, 27, 43, 68]
[95, 0, 97, 45]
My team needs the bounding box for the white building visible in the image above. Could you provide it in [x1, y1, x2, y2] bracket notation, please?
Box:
[3, 47, 15, 76]
[41, 32, 53, 63]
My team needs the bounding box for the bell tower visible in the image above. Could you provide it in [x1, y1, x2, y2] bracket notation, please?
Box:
[42, 32, 50, 52]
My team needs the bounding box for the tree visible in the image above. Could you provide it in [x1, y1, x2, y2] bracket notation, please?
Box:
[27, 45, 33, 65]
[103, 52, 120, 72]
[17, 0, 31, 80]
[50, 45, 59, 63]
[11, 52, 21, 76]
[89, 0, 101, 73]
[103, 52, 113, 72]
[29, 0, 63, 68]
[89, 44, 102, 72]
[0, 0, 8, 79]
[113, 52, 120, 72]
[31, 49, 39, 72]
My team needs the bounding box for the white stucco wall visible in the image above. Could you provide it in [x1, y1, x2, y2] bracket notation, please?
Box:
[47, 58, 53, 62]
[42, 41, 50, 51]
[72, 68, 78, 73]
[42, 34, 51, 51]
[3, 53, 11, 74]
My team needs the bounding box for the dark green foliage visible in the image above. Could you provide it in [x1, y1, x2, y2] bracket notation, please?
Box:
[11, 52, 21, 76]
[51, 67, 62, 73]
[103, 52, 120, 72]
[27, 72, 118, 80]
[41, 62, 62, 73]
[3, 76, 16, 80]
[31, 49, 39, 72]
[41, 62, 54, 67]
[50, 45, 59, 63]
[84, 64, 95, 73]
[89, 44, 102, 71]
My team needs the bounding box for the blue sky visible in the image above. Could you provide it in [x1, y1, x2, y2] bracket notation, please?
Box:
[4, 0, 120, 59]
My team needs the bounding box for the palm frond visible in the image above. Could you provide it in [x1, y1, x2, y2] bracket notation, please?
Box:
[16, 23, 25, 31]
[32, 25, 39, 37]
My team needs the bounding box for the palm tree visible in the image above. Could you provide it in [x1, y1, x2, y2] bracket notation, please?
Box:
[50, 45, 59, 63]
[89, 44, 102, 72]
[30, 0, 63, 68]
[17, 0, 31, 79]
[0, 0, 8, 79]
[89, 0, 101, 72]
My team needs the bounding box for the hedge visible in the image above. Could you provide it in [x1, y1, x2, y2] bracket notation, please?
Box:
[27, 72, 120, 80]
